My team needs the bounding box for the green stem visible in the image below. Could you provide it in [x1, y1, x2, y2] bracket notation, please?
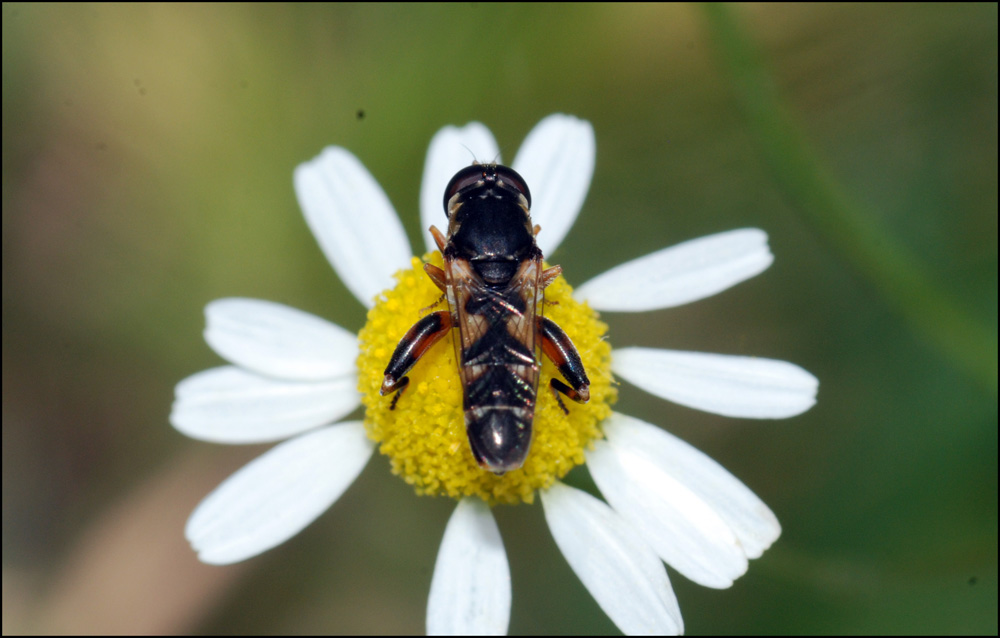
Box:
[702, 3, 997, 396]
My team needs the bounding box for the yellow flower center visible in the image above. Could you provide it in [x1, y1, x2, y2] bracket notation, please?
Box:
[356, 253, 616, 505]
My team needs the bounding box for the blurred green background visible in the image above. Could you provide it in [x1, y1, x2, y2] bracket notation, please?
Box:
[3, 3, 996, 634]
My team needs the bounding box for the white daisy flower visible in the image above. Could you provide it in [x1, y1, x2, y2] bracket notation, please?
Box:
[171, 114, 818, 635]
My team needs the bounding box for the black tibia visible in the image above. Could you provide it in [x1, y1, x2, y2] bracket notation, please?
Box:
[539, 316, 590, 413]
[380, 310, 452, 409]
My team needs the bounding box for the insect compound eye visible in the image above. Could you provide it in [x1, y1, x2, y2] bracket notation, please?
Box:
[494, 165, 531, 209]
[443, 165, 489, 214]
[442, 164, 533, 214]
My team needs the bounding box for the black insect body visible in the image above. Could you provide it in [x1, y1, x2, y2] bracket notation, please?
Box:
[380, 164, 590, 474]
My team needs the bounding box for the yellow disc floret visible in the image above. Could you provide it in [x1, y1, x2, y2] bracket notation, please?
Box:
[356, 253, 616, 505]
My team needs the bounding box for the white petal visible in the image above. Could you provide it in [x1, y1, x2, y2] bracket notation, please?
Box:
[204, 298, 358, 381]
[420, 123, 500, 253]
[512, 114, 595, 257]
[575, 229, 773, 311]
[294, 147, 413, 308]
[427, 499, 510, 636]
[589, 427, 748, 588]
[612, 347, 818, 419]
[601, 413, 781, 560]
[171, 366, 360, 444]
[541, 481, 683, 635]
[186, 422, 373, 565]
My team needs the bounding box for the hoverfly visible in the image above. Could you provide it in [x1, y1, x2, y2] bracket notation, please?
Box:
[380, 164, 590, 475]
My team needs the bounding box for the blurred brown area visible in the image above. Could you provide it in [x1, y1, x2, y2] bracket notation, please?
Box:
[17, 450, 251, 634]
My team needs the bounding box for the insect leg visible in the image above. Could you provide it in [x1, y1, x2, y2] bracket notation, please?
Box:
[538, 316, 591, 414]
[429, 225, 448, 252]
[424, 263, 447, 292]
[381, 310, 453, 409]
[419, 264, 449, 312]
[540, 265, 562, 289]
